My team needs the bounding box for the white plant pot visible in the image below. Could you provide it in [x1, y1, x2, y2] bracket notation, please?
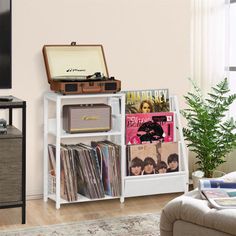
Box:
[192, 170, 204, 189]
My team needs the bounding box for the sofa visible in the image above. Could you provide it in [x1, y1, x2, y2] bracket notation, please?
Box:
[160, 172, 236, 236]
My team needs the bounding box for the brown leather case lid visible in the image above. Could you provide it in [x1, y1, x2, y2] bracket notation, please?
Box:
[42, 43, 109, 84]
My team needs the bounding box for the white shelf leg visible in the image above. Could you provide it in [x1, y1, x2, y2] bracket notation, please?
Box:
[120, 196, 125, 203]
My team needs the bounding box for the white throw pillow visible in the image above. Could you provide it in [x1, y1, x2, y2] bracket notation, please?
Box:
[221, 171, 236, 182]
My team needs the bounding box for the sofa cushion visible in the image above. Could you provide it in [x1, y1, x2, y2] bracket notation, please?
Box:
[161, 190, 236, 235]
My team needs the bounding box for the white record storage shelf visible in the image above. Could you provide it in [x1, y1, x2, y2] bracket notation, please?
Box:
[43, 92, 126, 209]
[43, 92, 189, 209]
[123, 95, 189, 198]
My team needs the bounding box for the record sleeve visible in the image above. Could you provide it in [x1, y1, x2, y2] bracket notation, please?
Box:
[125, 89, 169, 114]
[127, 143, 161, 176]
[126, 112, 174, 145]
[158, 142, 179, 173]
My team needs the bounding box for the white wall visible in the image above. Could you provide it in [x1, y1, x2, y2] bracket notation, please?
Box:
[0, 0, 191, 197]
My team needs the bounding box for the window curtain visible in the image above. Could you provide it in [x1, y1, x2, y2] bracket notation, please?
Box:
[191, 0, 230, 97]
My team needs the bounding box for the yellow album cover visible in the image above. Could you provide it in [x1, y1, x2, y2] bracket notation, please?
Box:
[124, 89, 170, 114]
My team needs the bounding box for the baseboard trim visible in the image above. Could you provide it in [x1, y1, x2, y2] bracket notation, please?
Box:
[26, 194, 43, 200]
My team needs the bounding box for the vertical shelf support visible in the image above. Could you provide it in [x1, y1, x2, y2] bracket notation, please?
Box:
[55, 96, 61, 209]
[120, 93, 126, 203]
[171, 96, 189, 193]
[43, 96, 49, 202]
[22, 101, 26, 224]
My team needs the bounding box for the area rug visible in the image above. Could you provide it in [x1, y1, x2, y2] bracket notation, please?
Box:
[0, 212, 161, 236]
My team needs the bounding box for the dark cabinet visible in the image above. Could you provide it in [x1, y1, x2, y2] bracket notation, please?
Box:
[0, 96, 26, 224]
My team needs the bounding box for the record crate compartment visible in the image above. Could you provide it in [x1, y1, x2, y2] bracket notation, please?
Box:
[123, 96, 189, 199]
[43, 92, 126, 209]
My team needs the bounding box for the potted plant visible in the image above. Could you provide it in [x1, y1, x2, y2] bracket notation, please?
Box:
[181, 78, 236, 178]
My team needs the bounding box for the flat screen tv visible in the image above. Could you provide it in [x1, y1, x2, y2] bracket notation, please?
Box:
[0, 0, 11, 89]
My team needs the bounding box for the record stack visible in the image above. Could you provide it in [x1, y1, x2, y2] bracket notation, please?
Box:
[48, 144, 78, 201]
[91, 141, 121, 197]
[48, 140, 121, 201]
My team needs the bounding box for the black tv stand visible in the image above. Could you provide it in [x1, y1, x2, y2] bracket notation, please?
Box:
[0, 96, 26, 224]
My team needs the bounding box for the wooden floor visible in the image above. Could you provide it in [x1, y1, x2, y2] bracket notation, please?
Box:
[0, 193, 181, 230]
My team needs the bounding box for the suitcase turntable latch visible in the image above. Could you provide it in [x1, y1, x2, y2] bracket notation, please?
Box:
[71, 42, 76, 46]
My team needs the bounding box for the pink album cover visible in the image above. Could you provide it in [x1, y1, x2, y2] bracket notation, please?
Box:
[126, 112, 174, 145]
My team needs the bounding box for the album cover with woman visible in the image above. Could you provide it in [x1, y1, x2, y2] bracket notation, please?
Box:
[124, 89, 170, 114]
[126, 112, 174, 145]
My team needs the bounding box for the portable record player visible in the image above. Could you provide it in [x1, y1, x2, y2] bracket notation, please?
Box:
[42, 42, 121, 95]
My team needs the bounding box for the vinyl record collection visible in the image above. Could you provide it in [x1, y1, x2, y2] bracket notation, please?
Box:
[48, 141, 121, 202]
[124, 89, 180, 176]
